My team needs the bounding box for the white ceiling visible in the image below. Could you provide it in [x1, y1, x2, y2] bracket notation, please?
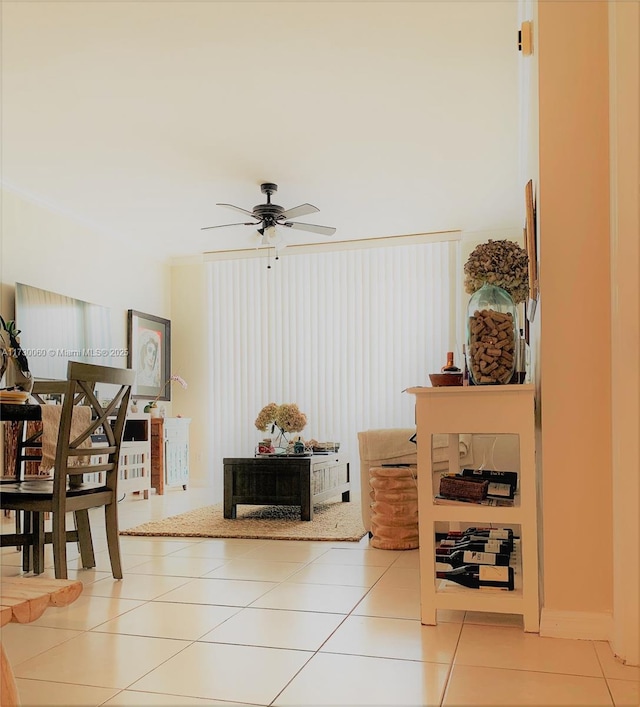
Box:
[2, 1, 522, 261]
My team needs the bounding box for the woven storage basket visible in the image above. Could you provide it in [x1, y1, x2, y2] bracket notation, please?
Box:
[439, 474, 488, 502]
[369, 466, 418, 550]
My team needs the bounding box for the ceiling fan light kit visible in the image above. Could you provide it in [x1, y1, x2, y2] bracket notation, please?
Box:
[201, 183, 336, 256]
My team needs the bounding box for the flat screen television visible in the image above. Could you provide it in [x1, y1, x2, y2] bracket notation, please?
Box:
[15, 282, 114, 380]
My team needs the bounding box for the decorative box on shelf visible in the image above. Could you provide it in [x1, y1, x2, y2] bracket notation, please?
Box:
[439, 474, 489, 502]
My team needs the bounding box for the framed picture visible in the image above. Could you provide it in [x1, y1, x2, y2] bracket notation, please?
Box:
[127, 310, 171, 401]
[524, 179, 539, 303]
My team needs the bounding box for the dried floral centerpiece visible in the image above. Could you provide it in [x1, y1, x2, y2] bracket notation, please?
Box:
[255, 402, 307, 450]
[464, 239, 529, 304]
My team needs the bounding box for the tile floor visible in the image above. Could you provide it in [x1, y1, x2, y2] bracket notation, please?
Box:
[2, 488, 638, 706]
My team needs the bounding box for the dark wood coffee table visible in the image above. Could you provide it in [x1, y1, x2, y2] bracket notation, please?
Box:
[223, 454, 350, 521]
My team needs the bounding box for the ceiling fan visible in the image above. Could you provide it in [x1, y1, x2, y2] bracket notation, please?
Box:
[201, 183, 336, 244]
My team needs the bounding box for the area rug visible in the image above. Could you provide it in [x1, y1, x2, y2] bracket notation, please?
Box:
[120, 500, 367, 542]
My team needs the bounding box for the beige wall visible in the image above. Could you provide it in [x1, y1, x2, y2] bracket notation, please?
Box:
[170, 261, 210, 486]
[0, 188, 170, 394]
[538, 2, 613, 614]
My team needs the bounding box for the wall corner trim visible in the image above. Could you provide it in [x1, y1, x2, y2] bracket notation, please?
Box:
[539, 609, 613, 641]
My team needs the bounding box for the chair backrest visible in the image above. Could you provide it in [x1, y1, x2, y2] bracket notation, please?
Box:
[12, 379, 98, 479]
[32, 380, 95, 406]
[51, 362, 135, 503]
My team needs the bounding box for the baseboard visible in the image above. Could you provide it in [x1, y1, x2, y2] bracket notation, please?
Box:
[539, 609, 613, 641]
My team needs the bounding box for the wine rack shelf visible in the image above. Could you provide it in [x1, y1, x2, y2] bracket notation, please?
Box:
[434, 538, 524, 611]
[408, 385, 539, 632]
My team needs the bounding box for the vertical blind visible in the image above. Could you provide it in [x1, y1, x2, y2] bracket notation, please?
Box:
[207, 239, 458, 498]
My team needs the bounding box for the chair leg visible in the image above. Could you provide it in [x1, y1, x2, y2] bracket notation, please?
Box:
[74, 510, 96, 569]
[51, 511, 68, 579]
[33, 513, 45, 575]
[14, 509, 23, 552]
[21, 512, 32, 572]
[104, 502, 123, 580]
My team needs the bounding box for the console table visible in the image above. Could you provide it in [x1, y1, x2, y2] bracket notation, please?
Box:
[223, 455, 350, 521]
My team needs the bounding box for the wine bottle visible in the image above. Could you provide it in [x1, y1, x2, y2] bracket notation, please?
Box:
[436, 564, 515, 590]
[439, 549, 511, 568]
[443, 535, 514, 553]
[441, 532, 514, 552]
[448, 527, 514, 541]
[436, 539, 511, 555]
[441, 351, 461, 373]
[462, 344, 470, 386]
[440, 532, 513, 544]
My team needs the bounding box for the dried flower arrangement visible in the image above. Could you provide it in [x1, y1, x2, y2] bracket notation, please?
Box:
[255, 402, 307, 434]
[464, 239, 529, 304]
[255, 402, 307, 450]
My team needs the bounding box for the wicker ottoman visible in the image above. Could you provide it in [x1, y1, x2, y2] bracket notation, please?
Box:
[369, 466, 419, 550]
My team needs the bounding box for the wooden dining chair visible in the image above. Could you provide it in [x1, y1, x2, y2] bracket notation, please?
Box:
[0, 361, 135, 579]
[12, 380, 98, 573]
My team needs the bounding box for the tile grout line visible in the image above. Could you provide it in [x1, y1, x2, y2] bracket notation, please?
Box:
[439, 611, 467, 707]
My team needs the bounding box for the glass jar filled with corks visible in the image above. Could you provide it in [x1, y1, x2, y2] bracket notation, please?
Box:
[466, 283, 517, 385]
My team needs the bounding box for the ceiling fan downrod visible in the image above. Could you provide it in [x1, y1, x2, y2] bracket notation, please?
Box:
[260, 182, 278, 200]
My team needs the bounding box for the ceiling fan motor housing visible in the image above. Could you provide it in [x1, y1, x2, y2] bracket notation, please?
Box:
[253, 203, 284, 224]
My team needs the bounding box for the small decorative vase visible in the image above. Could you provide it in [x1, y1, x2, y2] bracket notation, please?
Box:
[466, 283, 517, 385]
[273, 427, 288, 450]
[150, 406, 161, 419]
[0, 326, 33, 392]
[4, 355, 34, 393]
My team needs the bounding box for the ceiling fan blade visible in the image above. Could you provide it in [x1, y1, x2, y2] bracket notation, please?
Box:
[216, 203, 256, 218]
[201, 222, 257, 231]
[280, 203, 320, 220]
[284, 222, 336, 236]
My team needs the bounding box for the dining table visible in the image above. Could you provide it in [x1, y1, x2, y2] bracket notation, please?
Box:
[0, 403, 42, 423]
